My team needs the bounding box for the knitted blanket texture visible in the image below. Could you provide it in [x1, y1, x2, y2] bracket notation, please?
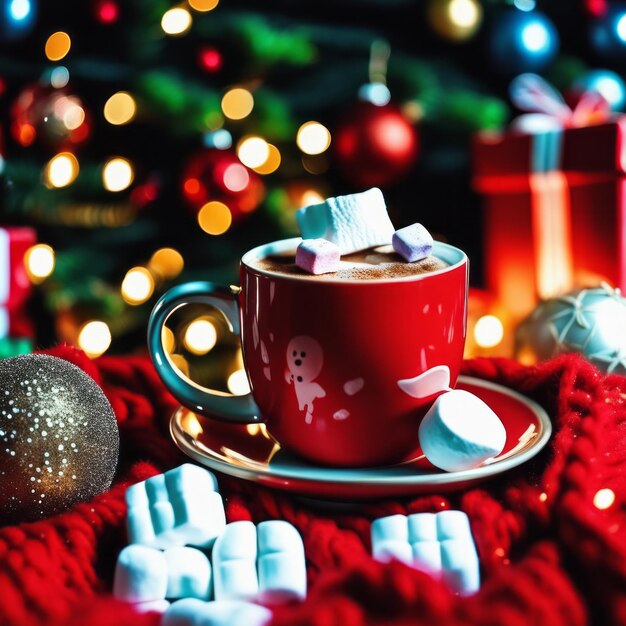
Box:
[0, 345, 624, 626]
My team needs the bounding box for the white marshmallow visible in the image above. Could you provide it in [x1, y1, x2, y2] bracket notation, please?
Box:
[440, 539, 480, 595]
[126, 464, 225, 549]
[212, 522, 259, 602]
[162, 599, 272, 626]
[411, 541, 442, 573]
[257, 521, 307, 603]
[164, 547, 212, 600]
[418, 390, 507, 472]
[212, 520, 307, 605]
[296, 187, 395, 254]
[135, 600, 171, 614]
[372, 539, 413, 565]
[371, 514, 409, 545]
[113, 544, 168, 603]
[371, 511, 480, 595]
[408, 513, 438, 543]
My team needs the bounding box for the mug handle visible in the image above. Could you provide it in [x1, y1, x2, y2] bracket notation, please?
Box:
[147, 281, 262, 424]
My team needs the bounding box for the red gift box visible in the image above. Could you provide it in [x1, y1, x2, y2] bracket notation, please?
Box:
[0, 226, 36, 310]
[0, 226, 36, 340]
[473, 119, 626, 321]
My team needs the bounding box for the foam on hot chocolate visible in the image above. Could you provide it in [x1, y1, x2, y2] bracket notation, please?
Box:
[249, 245, 449, 280]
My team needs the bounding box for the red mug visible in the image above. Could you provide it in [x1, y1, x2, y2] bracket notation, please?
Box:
[148, 238, 469, 467]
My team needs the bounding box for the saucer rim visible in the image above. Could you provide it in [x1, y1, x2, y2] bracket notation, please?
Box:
[170, 376, 552, 488]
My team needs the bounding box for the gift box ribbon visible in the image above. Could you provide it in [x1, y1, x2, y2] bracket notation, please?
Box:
[510, 73, 612, 174]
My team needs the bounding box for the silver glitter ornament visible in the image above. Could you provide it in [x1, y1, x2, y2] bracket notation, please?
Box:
[0, 354, 119, 524]
[516, 285, 626, 374]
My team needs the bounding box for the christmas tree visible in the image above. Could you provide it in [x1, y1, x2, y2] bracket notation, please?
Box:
[2, 0, 625, 373]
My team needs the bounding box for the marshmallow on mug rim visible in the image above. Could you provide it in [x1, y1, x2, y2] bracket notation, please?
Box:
[162, 598, 272, 626]
[296, 187, 395, 254]
[295, 238, 341, 275]
[392, 223, 433, 263]
[126, 463, 225, 549]
[418, 389, 506, 472]
[371, 511, 480, 595]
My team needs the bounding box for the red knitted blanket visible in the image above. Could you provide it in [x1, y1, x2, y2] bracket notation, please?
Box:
[1, 346, 625, 626]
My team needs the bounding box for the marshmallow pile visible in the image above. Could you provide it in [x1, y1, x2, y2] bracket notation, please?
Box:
[371, 510, 480, 595]
[295, 187, 434, 274]
[114, 464, 307, 626]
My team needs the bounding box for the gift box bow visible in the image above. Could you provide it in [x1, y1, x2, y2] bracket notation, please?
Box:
[508, 73, 612, 172]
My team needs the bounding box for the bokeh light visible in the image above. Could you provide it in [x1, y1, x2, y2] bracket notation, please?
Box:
[198, 201, 232, 235]
[9, 0, 31, 20]
[103, 157, 134, 192]
[25, 244, 55, 283]
[618, 14, 626, 42]
[448, 0, 480, 28]
[521, 21, 550, 52]
[95, 0, 119, 24]
[50, 66, 70, 88]
[149, 248, 184, 279]
[104, 92, 136, 125]
[593, 488, 616, 510]
[78, 321, 112, 358]
[189, 0, 219, 11]
[204, 129, 232, 149]
[474, 314, 504, 348]
[121, 267, 155, 305]
[162, 326, 175, 354]
[300, 189, 325, 207]
[237, 136, 270, 169]
[161, 7, 192, 35]
[221, 88, 254, 120]
[62, 103, 85, 130]
[184, 318, 217, 355]
[45, 31, 71, 61]
[222, 163, 249, 192]
[253, 144, 281, 175]
[296, 121, 331, 155]
[227, 369, 251, 395]
[45, 152, 79, 188]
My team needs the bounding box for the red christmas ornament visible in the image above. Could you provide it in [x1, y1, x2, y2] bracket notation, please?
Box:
[181, 149, 264, 219]
[333, 101, 419, 188]
[10, 83, 91, 149]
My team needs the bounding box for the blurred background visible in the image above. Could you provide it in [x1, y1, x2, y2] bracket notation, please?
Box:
[2, 0, 625, 389]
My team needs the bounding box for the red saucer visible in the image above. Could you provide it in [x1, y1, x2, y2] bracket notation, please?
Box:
[170, 376, 552, 500]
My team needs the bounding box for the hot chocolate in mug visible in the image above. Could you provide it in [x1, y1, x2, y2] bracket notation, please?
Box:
[148, 238, 469, 467]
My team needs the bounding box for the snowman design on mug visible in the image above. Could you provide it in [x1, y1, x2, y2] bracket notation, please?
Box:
[285, 336, 326, 424]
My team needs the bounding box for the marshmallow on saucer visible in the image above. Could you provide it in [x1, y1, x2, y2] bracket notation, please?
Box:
[296, 187, 395, 254]
[126, 463, 226, 550]
[162, 598, 272, 626]
[392, 223, 433, 263]
[212, 520, 306, 604]
[418, 389, 506, 472]
[371, 511, 480, 595]
[295, 239, 341, 275]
